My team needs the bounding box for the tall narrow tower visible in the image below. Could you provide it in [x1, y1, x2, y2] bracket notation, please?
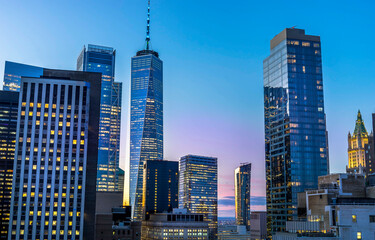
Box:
[263, 28, 328, 236]
[235, 163, 252, 231]
[127, 0, 163, 221]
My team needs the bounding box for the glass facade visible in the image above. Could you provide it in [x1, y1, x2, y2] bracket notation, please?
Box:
[0, 91, 18, 239]
[129, 50, 163, 221]
[234, 163, 251, 231]
[143, 160, 178, 220]
[77, 44, 123, 192]
[263, 28, 328, 236]
[2, 61, 43, 92]
[179, 155, 218, 239]
[8, 70, 101, 240]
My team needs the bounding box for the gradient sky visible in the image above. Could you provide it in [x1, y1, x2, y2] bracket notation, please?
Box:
[1, 0, 374, 217]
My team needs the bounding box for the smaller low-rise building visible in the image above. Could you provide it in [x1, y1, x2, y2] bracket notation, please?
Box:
[111, 206, 142, 240]
[141, 209, 209, 239]
[218, 225, 251, 240]
[250, 211, 267, 240]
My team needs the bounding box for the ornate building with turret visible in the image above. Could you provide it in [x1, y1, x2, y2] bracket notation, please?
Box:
[347, 111, 375, 175]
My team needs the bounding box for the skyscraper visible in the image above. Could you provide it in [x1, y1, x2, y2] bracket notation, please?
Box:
[77, 44, 123, 192]
[0, 91, 19, 239]
[2, 61, 43, 92]
[235, 163, 251, 231]
[263, 28, 328, 236]
[179, 155, 218, 239]
[128, 0, 163, 221]
[8, 69, 101, 240]
[347, 110, 375, 175]
[143, 160, 178, 220]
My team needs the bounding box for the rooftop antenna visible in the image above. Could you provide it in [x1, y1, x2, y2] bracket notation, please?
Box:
[145, 0, 151, 50]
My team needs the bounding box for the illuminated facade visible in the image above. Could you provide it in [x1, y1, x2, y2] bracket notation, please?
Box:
[235, 163, 251, 231]
[348, 111, 369, 171]
[143, 160, 178, 220]
[129, 49, 163, 221]
[141, 210, 209, 240]
[263, 28, 328, 236]
[179, 155, 218, 239]
[77, 44, 123, 192]
[8, 69, 101, 240]
[2, 61, 43, 92]
[0, 91, 18, 239]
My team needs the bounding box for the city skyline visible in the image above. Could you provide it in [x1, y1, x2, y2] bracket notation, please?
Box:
[0, 0, 375, 218]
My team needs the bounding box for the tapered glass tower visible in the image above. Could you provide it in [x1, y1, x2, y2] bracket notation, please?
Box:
[128, 0, 163, 221]
[263, 28, 328, 236]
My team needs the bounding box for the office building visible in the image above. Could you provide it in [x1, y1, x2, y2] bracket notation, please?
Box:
[143, 160, 178, 220]
[141, 209, 209, 240]
[250, 211, 267, 240]
[2, 61, 43, 92]
[0, 91, 18, 239]
[179, 155, 218, 239]
[77, 44, 123, 192]
[263, 28, 328, 235]
[127, 0, 163, 221]
[8, 69, 101, 240]
[348, 111, 369, 172]
[234, 163, 251, 231]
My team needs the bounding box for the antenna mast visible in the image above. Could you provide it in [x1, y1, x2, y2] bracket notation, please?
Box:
[146, 0, 151, 50]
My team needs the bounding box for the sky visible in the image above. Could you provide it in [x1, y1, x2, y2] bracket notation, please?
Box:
[0, 0, 375, 217]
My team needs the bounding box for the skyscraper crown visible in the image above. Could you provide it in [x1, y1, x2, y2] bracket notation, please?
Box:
[353, 110, 368, 137]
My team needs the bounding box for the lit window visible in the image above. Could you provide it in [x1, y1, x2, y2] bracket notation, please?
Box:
[357, 232, 362, 239]
[352, 215, 357, 222]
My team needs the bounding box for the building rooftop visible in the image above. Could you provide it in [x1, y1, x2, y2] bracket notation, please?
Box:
[270, 28, 320, 50]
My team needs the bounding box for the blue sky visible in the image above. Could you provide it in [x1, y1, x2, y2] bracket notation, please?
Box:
[1, 0, 374, 217]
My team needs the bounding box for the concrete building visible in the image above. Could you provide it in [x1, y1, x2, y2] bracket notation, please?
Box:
[141, 209, 209, 239]
[218, 225, 251, 240]
[8, 69, 101, 240]
[250, 211, 267, 240]
[275, 172, 375, 239]
[95, 192, 123, 240]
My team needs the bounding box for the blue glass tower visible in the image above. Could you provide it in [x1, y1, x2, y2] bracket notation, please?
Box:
[3, 61, 43, 91]
[127, 0, 163, 221]
[263, 28, 328, 236]
[129, 49, 163, 221]
[77, 44, 123, 192]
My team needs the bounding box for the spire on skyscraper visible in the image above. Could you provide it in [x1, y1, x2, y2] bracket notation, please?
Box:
[137, 0, 159, 57]
[353, 110, 368, 137]
[145, 0, 151, 50]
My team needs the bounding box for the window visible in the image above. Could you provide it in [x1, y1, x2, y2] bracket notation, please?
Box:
[357, 232, 362, 239]
[370, 215, 375, 222]
[352, 215, 357, 223]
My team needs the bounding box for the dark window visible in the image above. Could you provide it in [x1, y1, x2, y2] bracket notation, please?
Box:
[370, 215, 375, 223]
